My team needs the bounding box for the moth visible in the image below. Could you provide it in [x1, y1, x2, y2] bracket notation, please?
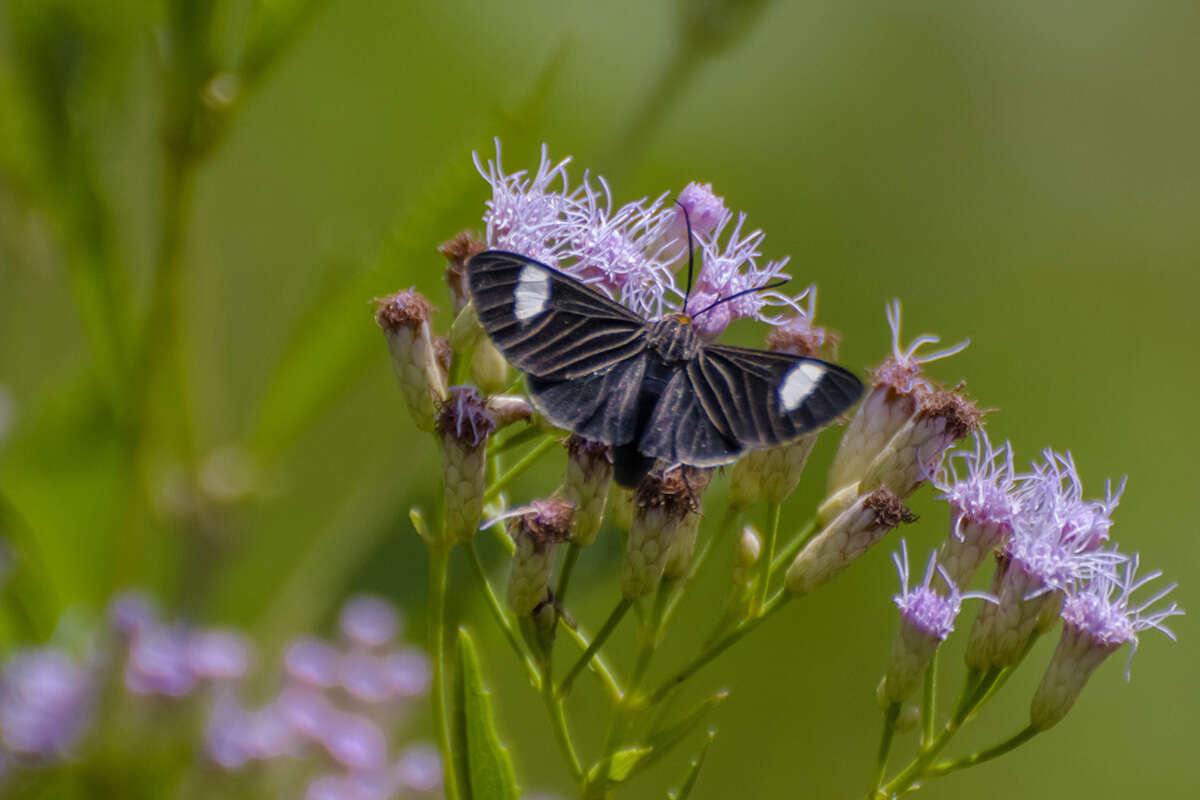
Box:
[467, 235, 864, 488]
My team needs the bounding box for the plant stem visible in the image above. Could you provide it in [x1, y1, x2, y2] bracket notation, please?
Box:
[769, 518, 817, 576]
[923, 726, 1039, 778]
[541, 659, 584, 781]
[558, 597, 633, 696]
[756, 502, 782, 612]
[880, 667, 1004, 796]
[463, 541, 541, 687]
[428, 545, 460, 800]
[921, 655, 937, 748]
[558, 617, 623, 701]
[483, 436, 558, 503]
[871, 702, 901, 792]
[556, 542, 581, 609]
[647, 592, 792, 706]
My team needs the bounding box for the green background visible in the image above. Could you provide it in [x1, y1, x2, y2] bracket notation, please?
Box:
[1, 1, 1197, 797]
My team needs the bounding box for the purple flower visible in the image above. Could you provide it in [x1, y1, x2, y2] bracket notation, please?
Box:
[382, 648, 432, 698]
[108, 590, 157, 637]
[1030, 556, 1181, 730]
[438, 385, 496, 450]
[276, 684, 335, 741]
[338, 650, 393, 704]
[339, 595, 400, 649]
[0, 648, 93, 758]
[125, 625, 196, 697]
[934, 430, 1020, 587]
[285, 637, 341, 688]
[396, 743, 443, 793]
[883, 542, 989, 702]
[475, 140, 809, 331]
[186, 629, 252, 681]
[320, 710, 388, 771]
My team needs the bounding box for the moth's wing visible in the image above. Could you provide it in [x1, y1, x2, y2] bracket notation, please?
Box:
[638, 369, 745, 467]
[526, 354, 647, 445]
[467, 250, 648, 380]
[687, 344, 864, 449]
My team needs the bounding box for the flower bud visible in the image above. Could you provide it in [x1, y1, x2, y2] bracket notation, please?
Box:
[471, 338, 509, 394]
[439, 230, 487, 314]
[622, 469, 699, 599]
[375, 290, 447, 432]
[609, 484, 634, 533]
[726, 525, 762, 619]
[506, 499, 574, 616]
[786, 488, 913, 596]
[485, 395, 533, 429]
[562, 436, 613, 547]
[730, 435, 818, 510]
[827, 301, 968, 494]
[664, 470, 713, 579]
[437, 386, 495, 543]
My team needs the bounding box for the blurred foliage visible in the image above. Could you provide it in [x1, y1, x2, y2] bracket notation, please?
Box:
[1, 0, 1197, 797]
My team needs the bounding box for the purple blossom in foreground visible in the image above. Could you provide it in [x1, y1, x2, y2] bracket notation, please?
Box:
[475, 140, 807, 332]
[1030, 556, 1181, 730]
[0, 649, 93, 758]
[884, 542, 989, 702]
[934, 430, 1021, 588]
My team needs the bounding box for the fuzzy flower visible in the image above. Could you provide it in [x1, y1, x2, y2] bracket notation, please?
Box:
[375, 289, 447, 433]
[826, 301, 969, 502]
[763, 287, 840, 359]
[475, 140, 808, 333]
[0, 648, 94, 758]
[1030, 556, 1181, 731]
[561, 435, 613, 547]
[438, 385, 496, 543]
[786, 488, 915, 596]
[966, 452, 1127, 669]
[506, 499, 575, 616]
[884, 542, 990, 703]
[934, 430, 1021, 589]
[622, 468, 701, 598]
[339, 595, 400, 649]
[439, 229, 487, 314]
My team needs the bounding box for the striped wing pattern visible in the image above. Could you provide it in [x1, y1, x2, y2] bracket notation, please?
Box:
[640, 345, 863, 465]
[467, 250, 647, 380]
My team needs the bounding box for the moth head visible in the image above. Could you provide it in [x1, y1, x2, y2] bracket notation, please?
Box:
[670, 313, 693, 326]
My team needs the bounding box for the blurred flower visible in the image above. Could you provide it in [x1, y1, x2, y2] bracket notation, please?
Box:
[108, 590, 157, 637]
[396, 743, 443, 793]
[285, 637, 341, 688]
[340, 595, 401, 649]
[0, 648, 93, 758]
[125, 624, 197, 697]
[1030, 556, 1181, 731]
[186, 629, 252, 681]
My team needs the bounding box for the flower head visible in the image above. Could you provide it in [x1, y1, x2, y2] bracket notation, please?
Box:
[1030, 556, 1181, 730]
[339, 595, 400, 649]
[0, 648, 94, 758]
[475, 140, 809, 334]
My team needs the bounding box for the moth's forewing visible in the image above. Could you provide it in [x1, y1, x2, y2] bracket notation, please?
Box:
[466, 251, 647, 380]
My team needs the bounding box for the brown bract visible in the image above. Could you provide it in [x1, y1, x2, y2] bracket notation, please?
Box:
[635, 467, 711, 518]
[918, 388, 982, 440]
[765, 323, 841, 360]
[436, 385, 496, 448]
[565, 434, 614, 465]
[863, 487, 917, 528]
[439, 230, 487, 310]
[508, 498, 575, 549]
[374, 288, 434, 331]
[433, 336, 453, 377]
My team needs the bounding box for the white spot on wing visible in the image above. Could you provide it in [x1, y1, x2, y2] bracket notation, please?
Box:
[514, 265, 551, 321]
[779, 361, 826, 411]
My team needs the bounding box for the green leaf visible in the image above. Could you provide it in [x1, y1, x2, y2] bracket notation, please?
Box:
[608, 747, 653, 782]
[453, 627, 520, 800]
[668, 730, 716, 800]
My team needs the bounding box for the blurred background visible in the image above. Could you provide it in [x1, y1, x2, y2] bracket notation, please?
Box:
[1, 0, 1197, 797]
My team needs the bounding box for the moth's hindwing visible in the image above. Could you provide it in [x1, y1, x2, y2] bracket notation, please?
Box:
[466, 250, 648, 380]
[640, 344, 864, 465]
[526, 354, 646, 445]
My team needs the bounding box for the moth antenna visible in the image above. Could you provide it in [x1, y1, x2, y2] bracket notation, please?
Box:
[676, 200, 696, 314]
[692, 279, 789, 320]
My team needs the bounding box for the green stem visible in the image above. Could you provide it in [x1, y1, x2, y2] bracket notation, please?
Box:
[463, 541, 541, 687]
[756, 502, 782, 612]
[558, 597, 633, 696]
[558, 617, 623, 701]
[880, 667, 1004, 796]
[556, 542, 581, 608]
[647, 592, 792, 706]
[541, 659, 584, 781]
[921, 655, 937, 748]
[428, 545, 460, 800]
[483, 436, 558, 503]
[923, 726, 1039, 778]
[871, 703, 901, 792]
[769, 518, 817, 576]
[488, 425, 545, 456]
